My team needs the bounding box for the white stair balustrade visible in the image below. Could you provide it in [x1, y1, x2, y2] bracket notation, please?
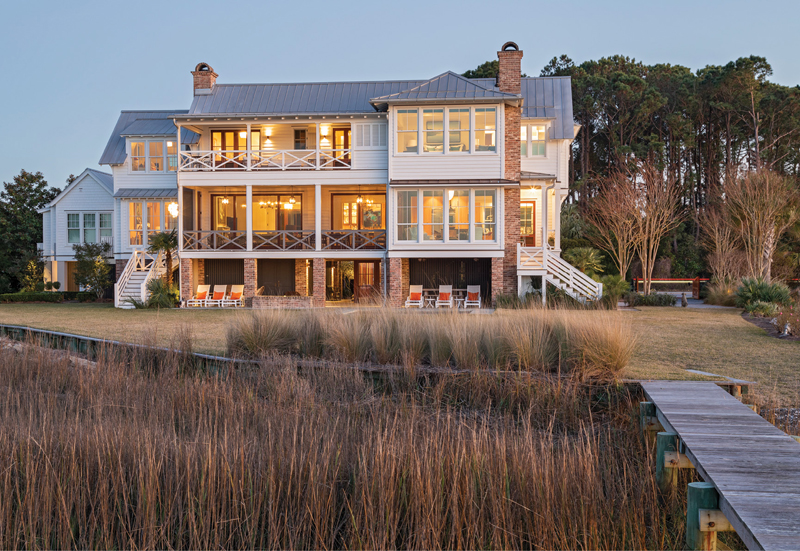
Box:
[517, 244, 603, 303]
[114, 249, 175, 309]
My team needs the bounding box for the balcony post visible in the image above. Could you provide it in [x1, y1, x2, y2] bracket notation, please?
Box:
[541, 184, 548, 250]
[176, 122, 182, 172]
[246, 123, 251, 170]
[315, 183, 321, 251]
[315, 123, 320, 170]
[246, 185, 253, 251]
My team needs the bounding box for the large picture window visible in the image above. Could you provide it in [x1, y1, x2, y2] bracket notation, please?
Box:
[68, 211, 112, 245]
[395, 189, 498, 244]
[395, 106, 499, 155]
[422, 109, 444, 153]
[129, 203, 143, 245]
[448, 108, 470, 152]
[130, 139, 179, 172]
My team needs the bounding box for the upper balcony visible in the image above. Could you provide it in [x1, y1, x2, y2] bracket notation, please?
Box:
[179, 148, 351, 172]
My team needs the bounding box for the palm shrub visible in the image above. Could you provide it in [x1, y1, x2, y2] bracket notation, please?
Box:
[147, 230, 178, 286]
[563, 247, 605, 277]
[744, 301, 779, 317]
[599, 274, 629, 309]
[734, 277, 791, 308]
[147, 278, 179, 308]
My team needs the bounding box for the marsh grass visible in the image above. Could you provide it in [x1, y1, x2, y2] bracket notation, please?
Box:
[227, 308, 637, 379]
[0, 336, 688, 550]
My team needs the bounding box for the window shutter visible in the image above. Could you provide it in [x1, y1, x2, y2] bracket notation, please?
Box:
[356, 125, 363, 147]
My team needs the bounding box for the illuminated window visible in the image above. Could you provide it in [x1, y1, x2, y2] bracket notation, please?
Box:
[474, 190, 496, 241]
[531, 125, 546, 156]
[422, 190, 443, 240]
[131, 142, 146, 171]
[149, 142, 164, 171]
[448, 108, 470, 152]
[129, 202, 143, 245]
[396, 190, 418, 241]
[167, 141, 178, 171]
[396, 109, 419, 153]
[474, 108, 496, 152]
[422, 109, 444, 153]
[146, 202, 161, 241]
[448, 190, 469, 241]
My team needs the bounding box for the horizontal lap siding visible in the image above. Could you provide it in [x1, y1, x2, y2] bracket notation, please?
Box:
[55, 177, 114, 260]
[112, 166, 178, 191]
[392, 155, 502, 180]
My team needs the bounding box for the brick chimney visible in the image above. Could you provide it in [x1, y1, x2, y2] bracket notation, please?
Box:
[497, 42, 523, 300]
[192, 62, 217, 95]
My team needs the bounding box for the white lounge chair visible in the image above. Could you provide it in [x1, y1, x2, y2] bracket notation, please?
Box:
[405, 285, 424, 308]
[206, 285, 228, 307]
[222, 284, 244, 308]
[435, 285, 453, 308]
[186, 284, 210, 308]
[463, 285, 481, 309]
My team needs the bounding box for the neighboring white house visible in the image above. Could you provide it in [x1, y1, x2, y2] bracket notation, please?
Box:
[39, 168, 114, 291]
[45, 42, 601, 307]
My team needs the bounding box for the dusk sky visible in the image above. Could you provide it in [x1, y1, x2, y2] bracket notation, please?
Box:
[1, 0, 798, 189]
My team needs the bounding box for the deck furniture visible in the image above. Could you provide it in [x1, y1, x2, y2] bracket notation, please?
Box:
[435, 285, 453, 308]
[206, 285, 228, 307]
[463, 285, 481, 309]
[405, 285, 424, 308]
[186, 285, 211, 307]
[222, 284, 244, 308]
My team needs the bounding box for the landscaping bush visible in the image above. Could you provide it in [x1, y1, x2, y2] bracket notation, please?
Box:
[744, 301, 779, 317]
[77, 292, 96, 302]
[777, 304, 800, 336]
[735, 277, 792, 308]
[0, 292, 63, 303]
[623, 292, 677, 307]
[600, 274, 630, 309]
[125, 280, 179, 309]
[705, 278, 738, 306]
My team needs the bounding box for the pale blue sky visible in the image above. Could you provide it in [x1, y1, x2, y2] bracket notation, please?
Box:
[1, 0, 798, 189]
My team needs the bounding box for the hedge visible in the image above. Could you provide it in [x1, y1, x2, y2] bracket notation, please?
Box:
[0, 292, 63, 303]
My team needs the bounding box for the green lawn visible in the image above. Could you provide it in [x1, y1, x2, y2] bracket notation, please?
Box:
[1, 303, 798, 400]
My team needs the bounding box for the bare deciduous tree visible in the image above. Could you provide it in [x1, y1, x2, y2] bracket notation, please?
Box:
[632, 161, 685, 295]
[584, 172, 640, 280]
[724, 169, 799, 282]
[700, 204, 744, 283]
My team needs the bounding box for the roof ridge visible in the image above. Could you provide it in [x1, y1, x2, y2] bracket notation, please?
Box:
[85, 168, 112, 176]
[212, 79, 429, 87]
[119, 109, 189, 114]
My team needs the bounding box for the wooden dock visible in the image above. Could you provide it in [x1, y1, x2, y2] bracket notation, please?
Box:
[642, 381, 800, 551]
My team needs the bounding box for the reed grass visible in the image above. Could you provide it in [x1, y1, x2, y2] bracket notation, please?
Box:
[227, 308, 637, 379]
[0, 336, 686, 550]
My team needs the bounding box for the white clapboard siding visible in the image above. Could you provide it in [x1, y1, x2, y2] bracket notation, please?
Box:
[391, 155, 502, 180]
[112, 165, 178, 191]
[54, 176, 114, 261]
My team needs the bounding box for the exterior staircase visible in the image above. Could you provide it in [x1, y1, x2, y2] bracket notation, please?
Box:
[114, 249, 175, 309]
[517, 244, 603, 303]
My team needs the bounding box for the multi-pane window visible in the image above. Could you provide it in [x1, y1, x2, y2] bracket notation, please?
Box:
[520, 125, 527, 156]
[396, 190, 418, 241]
[146, 202, 161, 240]
[129, 203, 143, 246]
[131, 140, 177, 172]
[396, 109, 419, 153]
[422, 190, 444, 240]
[67, 214, 80, 243]
[83, 214, 96, 243]
[131, 142, 146, 171]
[448, 108, 470, 152]
[294, 129, 307, 150]
[448, 190, 469, 240]
[422, 109, 444, 153]
[100, 213, 113, 241]
[530, 124, 546, 156]
[165, 203, 178, 231]
[521, 202, 535, 244]
[474, 190, 496, 241]
[474, 108, 496, 152]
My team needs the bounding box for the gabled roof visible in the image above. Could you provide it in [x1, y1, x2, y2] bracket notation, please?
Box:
[99, 110, 199, 166]
[181, 80, 429, 117]
[41, 168, 113, 211]
[369, 72, 520, 106]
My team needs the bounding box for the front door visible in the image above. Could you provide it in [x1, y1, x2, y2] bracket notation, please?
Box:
[354, 261, 380, 303]
[332, 128, 351, 167]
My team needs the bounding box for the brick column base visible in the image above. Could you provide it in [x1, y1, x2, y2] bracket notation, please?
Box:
[115, 259, 127, 282]
[244, 258, 257, 306]
[491, 257, 504, 306]
[312, 257, 326, 308]
[180, 257, 193, 303]
[388, 258, 403, 307]
[295, 259, 308, 296]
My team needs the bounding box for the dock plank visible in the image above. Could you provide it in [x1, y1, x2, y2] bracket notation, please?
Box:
[642, 381, 800, 551]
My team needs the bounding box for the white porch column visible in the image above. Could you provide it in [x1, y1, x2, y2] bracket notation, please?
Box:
[176, 122, 181, 173]
[246, 185, 253, 251]
[246, 123, 251, 170]
[541, 184, 548, 249]
[555, 191, 563, 251]
[315, 183, 322, 251]
[315, 123, 320, 169]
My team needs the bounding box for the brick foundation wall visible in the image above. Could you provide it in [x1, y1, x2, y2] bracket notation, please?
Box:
[401, 258, 409, 300]
[197, 259, 205, 286]
[180, 257, 193, 302]
[115, 259, 127, 282]
[252, 295, 314, 309]
[503, 186, 520, 296]
[491, 257, 504, 306]
[388, 258, 402, 307]
[295, 259, 308, 296]
[312, 257, 326, 307]
[244, 258, 257, 306]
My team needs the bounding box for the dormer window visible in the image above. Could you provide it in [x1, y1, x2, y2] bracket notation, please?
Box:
[422, 109, 444, 153]
[521, 123, 547, 157]
[448, 109, 470, 152]
[395, 106, 496, 155]
[397, 109, 418, 153]
[130, 139, 178, 172]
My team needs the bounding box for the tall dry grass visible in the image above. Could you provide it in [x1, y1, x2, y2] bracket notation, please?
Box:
[0, 337, 684, 550]
[227, 308, 637, 380]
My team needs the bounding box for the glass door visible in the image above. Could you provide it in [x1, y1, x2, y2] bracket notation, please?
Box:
[332, 128, 351, 167]
[354, 261, 379, 303]
[521, 202, 536, 246]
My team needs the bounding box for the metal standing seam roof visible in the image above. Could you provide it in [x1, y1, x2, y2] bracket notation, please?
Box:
[369, 72, 521, 104]
[85, 168, 113, 192]
[99, 111, 199, 166]
[113, 188, 178, 199]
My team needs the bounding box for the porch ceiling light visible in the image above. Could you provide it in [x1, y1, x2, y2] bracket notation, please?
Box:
[356, 194, 363, 204]
[167, 202, 179, 218]
[221, 197, 229, 205]
[167, 141, 174, 147]
[284, 202, 293, 210]
[289, 195, 297, 204]
[239, 131, 247, 139]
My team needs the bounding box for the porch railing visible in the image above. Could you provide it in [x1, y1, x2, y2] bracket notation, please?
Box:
[179, 149, 352, 172]
[253, 230, 315, 251]
[183, 230, 247, 251]
[321, 230, 386, 250]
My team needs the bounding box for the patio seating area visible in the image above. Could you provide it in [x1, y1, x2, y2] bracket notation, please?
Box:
[185, 284, 244, 308]
[405, 284, 483, 309]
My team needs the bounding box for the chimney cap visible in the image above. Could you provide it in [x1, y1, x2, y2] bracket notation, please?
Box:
[193, 62, 215, 73]
[501, 41, 520, 52]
